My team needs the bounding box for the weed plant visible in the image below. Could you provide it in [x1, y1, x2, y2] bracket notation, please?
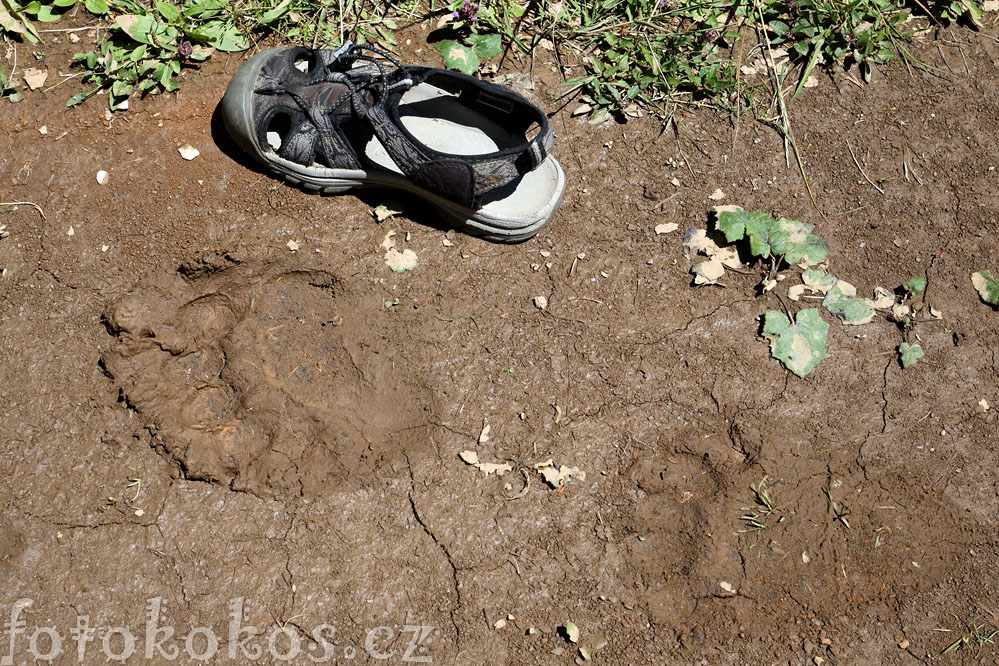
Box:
[0, 0, 986, 114]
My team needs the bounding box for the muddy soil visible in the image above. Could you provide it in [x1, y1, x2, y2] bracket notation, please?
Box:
[2, 19, 999, 666]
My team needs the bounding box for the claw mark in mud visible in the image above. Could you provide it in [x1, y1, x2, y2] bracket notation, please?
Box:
[102, 256, 437, 497]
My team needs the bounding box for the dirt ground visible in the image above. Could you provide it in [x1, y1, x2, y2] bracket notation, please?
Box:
[3, 18, 999, 666]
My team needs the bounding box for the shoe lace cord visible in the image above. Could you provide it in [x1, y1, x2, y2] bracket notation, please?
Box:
[254, 42, 411, 121]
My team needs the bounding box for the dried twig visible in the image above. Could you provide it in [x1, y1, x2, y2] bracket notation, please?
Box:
[0, 201, 46, 220]
[846, 140, 884, 194]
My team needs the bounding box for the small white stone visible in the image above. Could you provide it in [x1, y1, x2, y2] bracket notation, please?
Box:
[178, 144, 200, 160]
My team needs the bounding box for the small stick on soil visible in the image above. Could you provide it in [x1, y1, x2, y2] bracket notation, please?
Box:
[38, 26, 98, 32]
[0, 201, 46, 219]
[43, 72, 82, 93]
[846, 140, 884, 194]
[936, 43, 956, 76]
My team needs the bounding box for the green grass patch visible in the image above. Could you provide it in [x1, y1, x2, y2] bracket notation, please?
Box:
[0, 0, 987, 112]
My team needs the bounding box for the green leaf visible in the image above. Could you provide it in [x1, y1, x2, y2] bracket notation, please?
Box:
[36, 5, 62, 21]
[762, 309, 829, 378]
[901, 277, 925, 295]
[435, 40, 479, 75]
[66, 90, 91, 106]
[822, 281, 875, 325]
[84, 0, 109, 14]
[53, 0, 77, 7]
[971, 269, 999, 306]
[802, 269, 838, 294]
[768, 218, 828, 266]
[155, 1, 181, 22]
[8, 91, 24, 103]
[898, 342, 924, 368]
[714, 208, 827, 265]
[206, 23, 248, 52]
[468, 33, 502, 60]
[111, 79, 133, 97]
[954, 0, 984, 27]
[714, 206, 772, 244]
[115, 14, 154, 44]
[259, 0, 290, 24]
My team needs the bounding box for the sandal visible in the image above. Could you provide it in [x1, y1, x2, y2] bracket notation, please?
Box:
[221, 43, 566, 242]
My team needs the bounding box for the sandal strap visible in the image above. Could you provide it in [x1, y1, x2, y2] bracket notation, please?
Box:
[368, 66, 554, 208]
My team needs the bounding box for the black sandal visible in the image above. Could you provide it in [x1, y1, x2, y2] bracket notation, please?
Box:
[221, 43, 565, 242]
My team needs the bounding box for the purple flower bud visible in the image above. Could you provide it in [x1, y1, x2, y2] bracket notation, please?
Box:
[178, 41, 193, 61]
[456, 0, 479, 22]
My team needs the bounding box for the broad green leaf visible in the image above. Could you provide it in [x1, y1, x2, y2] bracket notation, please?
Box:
[898, 342, 924, 368]
[435, 40, 479, 75]
[743, 214, 783, 258]
[115, 14, 154, 44]
[36, 5, 62, 22]
[67, 90, 90, 106]
[206, 23, 248, 52]
[468, 33, 502, 60]
[714, 208, 827, 265]
[111, 79, 133, 97]
[84, 0, 109, 14]
[155, 1, 181, 22]
[762, 308, 829, 378]
[802, 269, 838, 294]
[53, 0, 77, 7]
[768, 218, 828, 266]
[971, 269, 999, 306]
[8, 91, 24, 103]
[714, 206, 773, 244]
[822, 281, 875, 325]
[901, 277, 925, 295]
[588, 108, 610, 125]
